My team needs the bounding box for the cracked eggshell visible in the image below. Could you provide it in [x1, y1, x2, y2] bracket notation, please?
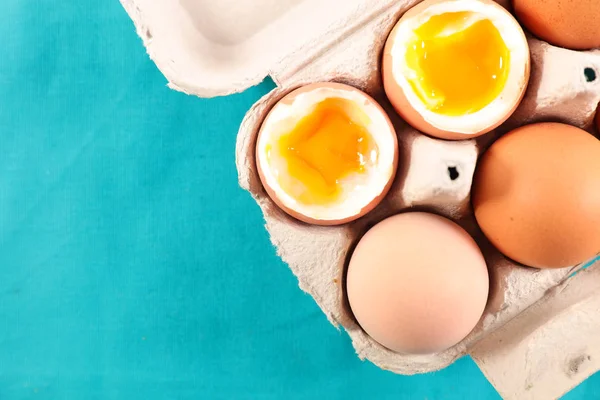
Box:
[382, 0, 530, 140]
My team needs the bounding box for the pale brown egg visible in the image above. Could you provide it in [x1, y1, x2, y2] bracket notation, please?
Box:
[382, 0, 530, 140]
[255, 82, 398, 225]
[473, 122, 600, 269]
[346, 212, 489, 355]
[513, 0, 600, 50]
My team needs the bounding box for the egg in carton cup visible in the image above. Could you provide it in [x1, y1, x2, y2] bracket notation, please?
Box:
[121, 0, 600, 398]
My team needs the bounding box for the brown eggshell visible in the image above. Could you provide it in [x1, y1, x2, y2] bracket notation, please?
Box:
[255, 82, 399, 226]
[346, 212, 490, 355]
[513, 0, 600, 51]
[473, 122, 600, 269]
[382, 0, 530, 140]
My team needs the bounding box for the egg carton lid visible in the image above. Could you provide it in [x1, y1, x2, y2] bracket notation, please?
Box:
[120, 0, 600, 398]
[119, 0, 411, 97]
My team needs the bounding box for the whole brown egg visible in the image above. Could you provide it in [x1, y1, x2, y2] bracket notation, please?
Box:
[512, 0, 600, 50]
[473, 122, 600, 269]
[346, 212, 489, 354]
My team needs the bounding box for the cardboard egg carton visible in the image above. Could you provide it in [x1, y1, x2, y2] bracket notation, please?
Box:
[121, 0, 600, 398]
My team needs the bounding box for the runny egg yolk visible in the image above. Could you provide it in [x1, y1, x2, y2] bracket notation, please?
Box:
[276, 98, 378, 205]
[405, 11, 511, 116]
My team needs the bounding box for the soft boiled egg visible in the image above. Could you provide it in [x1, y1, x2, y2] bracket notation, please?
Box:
[382, 0, 530, 140]
[255, 82, 398, 225]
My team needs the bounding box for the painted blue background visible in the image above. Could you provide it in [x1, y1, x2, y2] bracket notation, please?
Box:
[0, 0, 598, 398]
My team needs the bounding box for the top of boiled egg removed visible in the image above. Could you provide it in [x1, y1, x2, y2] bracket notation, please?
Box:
[255, 82, 398, 225]
[383, 0, 530, 140]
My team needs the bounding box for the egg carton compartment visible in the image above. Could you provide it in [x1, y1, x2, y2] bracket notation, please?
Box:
[122, 0, 600, 398]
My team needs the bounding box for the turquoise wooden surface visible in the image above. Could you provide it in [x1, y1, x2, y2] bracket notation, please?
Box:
[0, 0, 598, 398]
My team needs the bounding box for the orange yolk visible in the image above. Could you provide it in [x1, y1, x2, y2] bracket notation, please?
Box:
[405, 11, 510, 116]
[276, 98, 378, 205]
